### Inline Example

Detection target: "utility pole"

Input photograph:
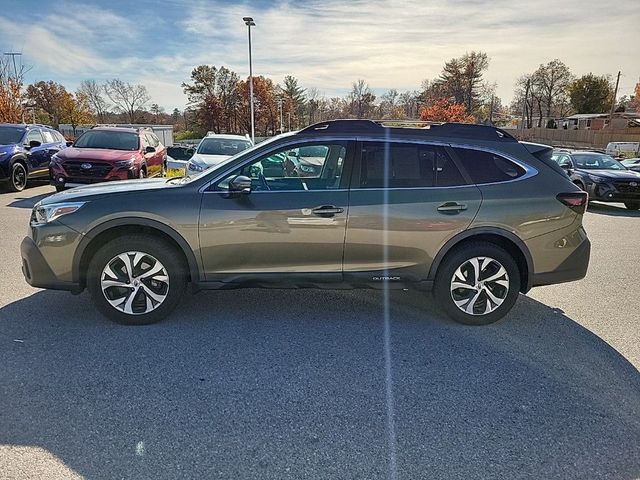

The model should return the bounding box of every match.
[3,52,22,80]
[489,94,495,125]
[520,79,530,130]
[608,70,621,129]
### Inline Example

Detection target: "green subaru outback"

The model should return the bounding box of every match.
[21,120,590,325]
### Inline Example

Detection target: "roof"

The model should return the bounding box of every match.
[90,126,139,133]
[203,133,253,141]
[297,119,517,142]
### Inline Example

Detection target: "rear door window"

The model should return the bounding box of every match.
[453,148,526,184]
[358,142,466,188]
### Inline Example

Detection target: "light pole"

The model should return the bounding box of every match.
[243,17,256,143]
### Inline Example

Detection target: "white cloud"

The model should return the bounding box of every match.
[1,0,639,110]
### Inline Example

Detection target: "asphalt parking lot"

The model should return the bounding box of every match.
[1,184,639,480]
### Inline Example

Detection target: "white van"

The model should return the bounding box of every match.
[605,142,640,158]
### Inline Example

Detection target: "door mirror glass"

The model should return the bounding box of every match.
[229,175,252,194]
[145,146,156,154]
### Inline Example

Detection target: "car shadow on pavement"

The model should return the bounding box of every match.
[0,289,638,480]
[7,192,54,209]
[587,202,640,217]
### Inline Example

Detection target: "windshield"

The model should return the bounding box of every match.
[74,130,139,150]
[197,138,252,156]
[0,126,25,145]
[572,154,625,170]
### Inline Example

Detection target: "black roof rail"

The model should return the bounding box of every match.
[298,119,516,142]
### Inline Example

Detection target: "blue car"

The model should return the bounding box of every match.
[0,123,69,191]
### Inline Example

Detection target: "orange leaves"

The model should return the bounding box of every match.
[419,98,475,123]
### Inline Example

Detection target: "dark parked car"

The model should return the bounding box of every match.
[22,120,590,326]
[0,123,68,191]
[551,150,640,210]
[50,126,167,191]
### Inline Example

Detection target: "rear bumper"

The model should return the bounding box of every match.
[531,237,590,287]
[20,236,82,292]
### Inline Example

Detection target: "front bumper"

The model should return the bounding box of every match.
[21,236,82,292]
[532,237,590,287]
[587,182,640,202]
[50,163,136,187]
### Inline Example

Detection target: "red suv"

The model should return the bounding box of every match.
[50,126,166,191]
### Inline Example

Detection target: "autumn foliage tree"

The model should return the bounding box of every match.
[419,98,475,123]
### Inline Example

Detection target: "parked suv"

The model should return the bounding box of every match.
[0,123,68,191]
[50,126,167,191]
[551,150,640,210]
[22,120,590,326]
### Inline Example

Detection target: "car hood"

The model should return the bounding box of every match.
[0,144,17,156]
[40,178,171,205]
[579,169,640,180]
[57,147,137,162]
[192,153,231,166]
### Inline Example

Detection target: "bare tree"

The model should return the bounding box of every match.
[78,79,109,123]
[104,79,150,123]
[348,80,376,119]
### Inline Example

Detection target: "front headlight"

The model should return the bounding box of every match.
[31,202,86,226]
[588,174,607,183]
[115,156,136,168]
[187,159,205,172]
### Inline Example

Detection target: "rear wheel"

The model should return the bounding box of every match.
[9,162,27,192]
[624,201,640,210]
[434,241,520,325]
[87,235,186,325]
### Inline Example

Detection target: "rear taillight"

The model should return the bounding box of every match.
[556,192,588,214]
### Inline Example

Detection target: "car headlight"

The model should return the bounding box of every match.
[115,156,136,168]
[31,201,86,226]
[588,174,607,183]
[187,159,205,172]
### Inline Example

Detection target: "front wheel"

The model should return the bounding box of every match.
[9,162,28,192]
[624,201,640,210]
[87,235,187,325]
[433,241,521,325]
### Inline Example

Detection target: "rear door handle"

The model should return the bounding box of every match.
[437,202,467,213]
[311,205,344,217]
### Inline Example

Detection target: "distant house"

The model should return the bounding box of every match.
[558,112,640,130]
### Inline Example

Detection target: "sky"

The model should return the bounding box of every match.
[1,0,639,111]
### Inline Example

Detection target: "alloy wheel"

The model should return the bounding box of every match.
[100,251,169,315]
[450,256,509,316]
[12,164,27,190]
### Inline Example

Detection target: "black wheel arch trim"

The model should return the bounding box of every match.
[72,217,201,287]
[427,226,534,292]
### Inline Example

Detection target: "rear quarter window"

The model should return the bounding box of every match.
[453,148,526,184]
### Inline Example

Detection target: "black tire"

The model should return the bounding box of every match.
[87,235,187,325]
[433,241,521,325]
[9,162,28,192]
[161,161,166,177]
[139,166,146,179]
[624,201,640,210]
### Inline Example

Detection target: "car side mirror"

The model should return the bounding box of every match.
[187,148,194,156]
[287,150,299,157]
[66,141,73,147]
[560,163,572,171]
[145,146,156,154]
[26,140,41,150]
[229,175,252,194]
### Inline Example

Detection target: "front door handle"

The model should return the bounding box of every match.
[437,202,467,213]
[311,205,344,217]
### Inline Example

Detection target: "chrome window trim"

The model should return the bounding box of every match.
[198,135,539,193]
